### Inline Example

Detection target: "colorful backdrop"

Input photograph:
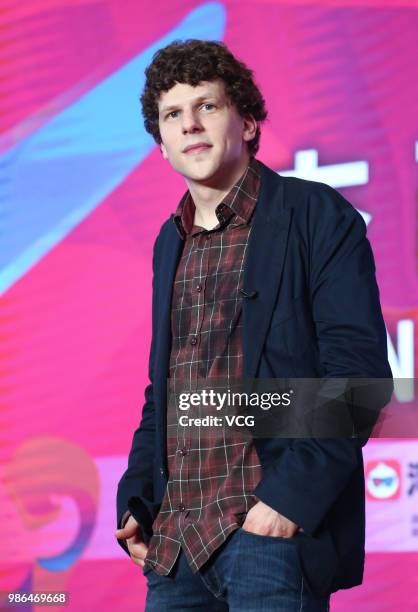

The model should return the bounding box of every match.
[1,0,418,610]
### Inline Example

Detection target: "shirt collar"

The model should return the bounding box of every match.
[173,157,261,239]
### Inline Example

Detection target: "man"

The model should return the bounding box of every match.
[115,39,393,611]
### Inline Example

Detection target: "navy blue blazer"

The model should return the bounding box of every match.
[117,161,393,594]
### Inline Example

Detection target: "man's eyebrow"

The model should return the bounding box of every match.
[159,94,219,114]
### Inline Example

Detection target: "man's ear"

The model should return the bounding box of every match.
[242,115,258,144]
[160,141,168,160]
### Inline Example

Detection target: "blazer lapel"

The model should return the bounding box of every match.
[242,163,292,378]
[154,218,182,438]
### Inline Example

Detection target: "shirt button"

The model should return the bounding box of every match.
[178,503,186,512]
[196,284,202,292]
[205,234,211,241]
[177,448,188,456]
[190,335,197,345]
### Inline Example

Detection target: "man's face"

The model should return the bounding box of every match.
[157,80,256,185]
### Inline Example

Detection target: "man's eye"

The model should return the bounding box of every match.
[202,103,215,111]
[167,110,179,119]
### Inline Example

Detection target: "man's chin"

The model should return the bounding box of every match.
[180,164,221,185]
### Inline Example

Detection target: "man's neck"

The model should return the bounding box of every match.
[187,154,251,230]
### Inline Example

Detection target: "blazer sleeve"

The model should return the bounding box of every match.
[254,183,393,534]
[116,231,161,554]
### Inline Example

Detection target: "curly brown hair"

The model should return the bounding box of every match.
[140,39,267,156]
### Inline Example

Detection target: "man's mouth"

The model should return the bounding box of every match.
[183,143,212,154]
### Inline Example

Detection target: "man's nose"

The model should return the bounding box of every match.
[181,110,202,134]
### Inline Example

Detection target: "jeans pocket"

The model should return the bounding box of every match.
[234,528,303,594]
[239,527,295,542]
[142,561,154,578]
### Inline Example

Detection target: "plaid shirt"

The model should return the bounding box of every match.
[144,158,263,575]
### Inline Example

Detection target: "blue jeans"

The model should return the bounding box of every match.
[143,528,331,611]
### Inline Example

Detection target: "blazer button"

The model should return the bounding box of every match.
[159,468,164,475]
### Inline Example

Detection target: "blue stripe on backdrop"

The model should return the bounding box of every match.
[0,2,226,295]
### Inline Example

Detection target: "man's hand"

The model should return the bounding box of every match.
[115,515,149,567]
[242,500,300,538]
